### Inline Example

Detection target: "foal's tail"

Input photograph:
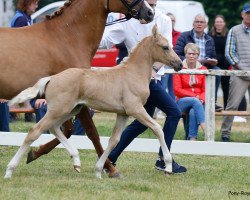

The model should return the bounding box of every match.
[8,77,51,106]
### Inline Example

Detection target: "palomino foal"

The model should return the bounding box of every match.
[5,26,182,179]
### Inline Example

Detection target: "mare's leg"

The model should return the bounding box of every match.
[77,106,119,178]
[5,115,58,178]
[95,114,128,179]
[26,119,73,163]
[51,126,81,172]
[129,106,172,174]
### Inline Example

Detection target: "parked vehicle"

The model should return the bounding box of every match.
[31,1,208,67]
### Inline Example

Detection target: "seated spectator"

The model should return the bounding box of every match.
[115,42,128,65]
[173,43,206,140]
[0,99,10,132]
[30,98,93,135]
[175,14,223,112]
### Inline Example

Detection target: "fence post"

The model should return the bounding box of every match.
[205,75,215,141]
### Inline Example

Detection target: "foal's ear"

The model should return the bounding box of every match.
[152,24,158,38]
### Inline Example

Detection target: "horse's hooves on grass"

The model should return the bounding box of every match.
[164,171,173,176]
[74,165,81,173]
[26,150,38,164]
[109,171,123,179]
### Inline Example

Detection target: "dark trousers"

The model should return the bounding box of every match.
[0,102,10,132]
[109,80,181,164]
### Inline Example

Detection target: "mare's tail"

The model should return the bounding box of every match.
[8,77,51,106]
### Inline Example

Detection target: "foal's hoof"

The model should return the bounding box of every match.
[74,165,81,173]
[164,171,173,176]
[26,149,38,164]
[109,171,123,179]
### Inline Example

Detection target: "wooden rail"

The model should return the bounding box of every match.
[215,111,250,116]
[9,107,35,113]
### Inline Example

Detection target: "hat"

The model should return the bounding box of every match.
[242,3,250,12]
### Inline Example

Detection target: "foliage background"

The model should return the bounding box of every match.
[12,0,250,29]
[199,0,249,28]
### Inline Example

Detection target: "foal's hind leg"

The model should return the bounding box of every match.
[95,114,128,179]
[5,116,57,178]
[50,126,81,172]
[128,106,172,174]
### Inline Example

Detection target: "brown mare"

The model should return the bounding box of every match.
[5,25,182,179]
[0,0,154,177]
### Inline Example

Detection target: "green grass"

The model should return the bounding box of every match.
[2,112,250,199]
[0,146,250,200]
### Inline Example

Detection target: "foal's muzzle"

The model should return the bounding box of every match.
[171,61,183,72]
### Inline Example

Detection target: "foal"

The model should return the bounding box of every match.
[5,26,182,179]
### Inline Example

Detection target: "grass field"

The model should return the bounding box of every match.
[1,112,250,199]
[1,146,250,200]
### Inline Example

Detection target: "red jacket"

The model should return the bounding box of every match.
[172,30,181,48]
[173,66,207,103]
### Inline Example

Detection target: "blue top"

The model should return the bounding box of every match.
[11,10,32,27]
[174,29,217,63]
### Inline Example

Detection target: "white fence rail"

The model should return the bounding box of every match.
[1,132,250,157]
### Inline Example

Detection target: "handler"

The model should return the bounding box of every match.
[99,0,186,173]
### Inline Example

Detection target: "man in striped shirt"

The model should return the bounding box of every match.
[221,3,250,142]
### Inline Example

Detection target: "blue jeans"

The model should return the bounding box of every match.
[30,99,88,135]
[177,97,205,139]
[161,74,175,100]
[109,80,181,164]
[0,102,10,132]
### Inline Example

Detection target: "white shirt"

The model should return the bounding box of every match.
[99,9,172,52]
[99,9,172,81]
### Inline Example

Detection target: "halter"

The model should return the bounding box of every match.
[120,0,144,18]
[106,0,144,26]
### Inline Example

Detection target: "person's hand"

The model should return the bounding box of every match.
[206,58,218,66]
[151,69,158,83]
[233,63,239,70]
[0,99,8,103]
[35,99,47,109]
[199,58,218,66]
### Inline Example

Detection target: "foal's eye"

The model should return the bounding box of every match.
[162,46,169,51]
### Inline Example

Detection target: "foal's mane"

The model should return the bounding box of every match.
[46,0,73,20]
[120,36,152,66]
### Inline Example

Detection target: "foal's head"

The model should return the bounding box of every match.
[150,25,182,71]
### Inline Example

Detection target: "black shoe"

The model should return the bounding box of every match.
[221,136,230,142]
[215,104,223,112]
[155,158,187,174]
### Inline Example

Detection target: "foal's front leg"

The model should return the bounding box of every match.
[129,106,172,174]
[95,114,128,179]
[51,126,81,172]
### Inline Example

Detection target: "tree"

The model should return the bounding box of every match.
[198,0,249,28]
